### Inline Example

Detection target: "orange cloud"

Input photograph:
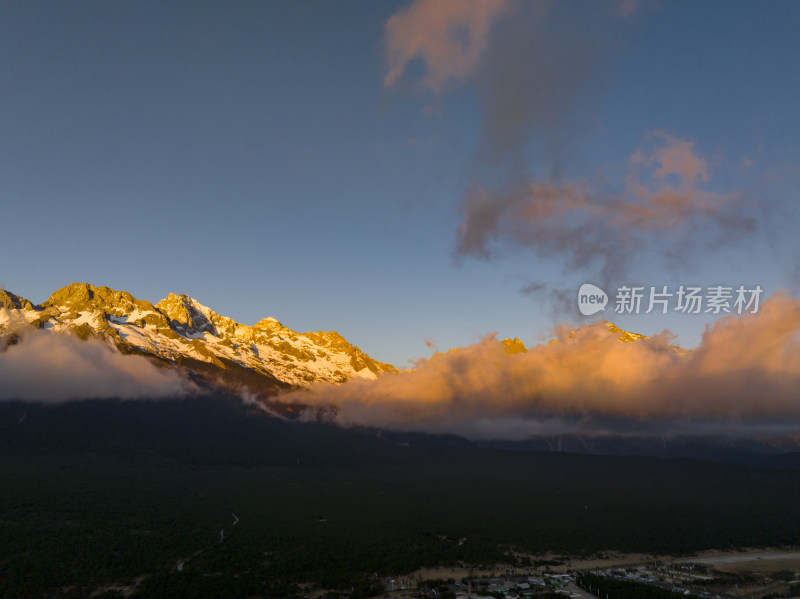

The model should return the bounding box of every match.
[620,131,725,231]
[280,293,800,439]
[644,131,708,184]
[384,0,514,92]
[456,132,754,283]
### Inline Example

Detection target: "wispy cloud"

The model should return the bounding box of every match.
[456,132,755,285]
[0,326,197,402]
[384,2,759,295]
[469,1,614,167]
[383,0,624,167]
[280,292,800,440]
[384,0,514,93]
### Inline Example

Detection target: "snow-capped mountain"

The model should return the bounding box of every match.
[0,283,396,391]
[0,282,675,399]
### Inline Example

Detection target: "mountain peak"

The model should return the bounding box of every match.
[43,283,157,316]
[546,321,655,347]
[160,292,211,312]
[156,293,224,337]
[501,337,527,354]
[46,282,96,305]
[2,282,397,389]
[602,321,649,343]
[253,316,284,330]
[0,289,35,312]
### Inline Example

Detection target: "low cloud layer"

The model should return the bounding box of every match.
[280,293,800,439]
[0,328,196,402]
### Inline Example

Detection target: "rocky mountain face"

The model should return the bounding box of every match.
[0,282,676,400]
[0,283,396,391]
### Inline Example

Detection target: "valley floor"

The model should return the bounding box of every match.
[3,397,800,598]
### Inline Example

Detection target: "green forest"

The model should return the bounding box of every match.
[2,398,800,597]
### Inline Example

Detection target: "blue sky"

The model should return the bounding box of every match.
[1,1,798,366]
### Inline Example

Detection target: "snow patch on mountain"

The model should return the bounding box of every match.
[0,283,397,390]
